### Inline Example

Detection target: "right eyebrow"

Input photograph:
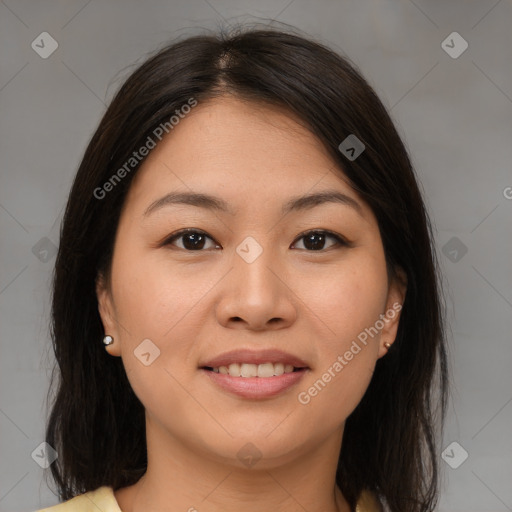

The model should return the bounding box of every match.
[144,192,235,217]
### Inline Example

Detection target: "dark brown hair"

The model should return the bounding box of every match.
[45,26,448,512]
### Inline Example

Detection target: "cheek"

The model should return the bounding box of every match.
[295,251,388,346]
[292,253,387,423]
[109,252,224,388]
[112,251,213,340]
[109,257,207,418]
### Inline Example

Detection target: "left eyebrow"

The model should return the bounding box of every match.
[281,190,364,217]
[143,190,364,218]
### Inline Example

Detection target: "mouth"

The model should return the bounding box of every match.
[198,348,310,399]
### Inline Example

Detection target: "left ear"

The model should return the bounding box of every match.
[378,267,407,359]
[96,272,122,357]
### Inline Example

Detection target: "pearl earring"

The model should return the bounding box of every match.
[383,341,391,350]
[103,335,114,346]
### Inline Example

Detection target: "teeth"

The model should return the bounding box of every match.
[229,363,240,376]
[211,362,298,377]
[257,362,275,378]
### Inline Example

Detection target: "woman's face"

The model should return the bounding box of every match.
[97,96,405,469]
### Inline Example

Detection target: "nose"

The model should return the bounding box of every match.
[215,244,297,331]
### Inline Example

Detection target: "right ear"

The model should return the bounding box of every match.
[96,273,122,356]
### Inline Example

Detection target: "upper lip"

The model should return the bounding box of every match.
[200,349,309,369]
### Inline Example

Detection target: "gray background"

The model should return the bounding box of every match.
[1,1,511,511]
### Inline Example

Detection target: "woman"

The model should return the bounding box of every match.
[37,27,447,512]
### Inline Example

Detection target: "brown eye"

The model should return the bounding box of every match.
[164,229,219,251]
[291,230,347,251]
[163,229,348,252]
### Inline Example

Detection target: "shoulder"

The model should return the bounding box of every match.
[35,486,121,512]
[356,489,384,512]
[34,485,379,512]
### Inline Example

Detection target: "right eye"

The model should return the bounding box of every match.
[163,229,221,251]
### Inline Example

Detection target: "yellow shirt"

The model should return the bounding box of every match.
[35,485,382,512]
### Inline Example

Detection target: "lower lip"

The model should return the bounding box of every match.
[200,368,308,399]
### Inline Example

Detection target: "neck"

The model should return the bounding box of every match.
[115,414,349,512]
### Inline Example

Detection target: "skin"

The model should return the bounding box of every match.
[97,96,406,512]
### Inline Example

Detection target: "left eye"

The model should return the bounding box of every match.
[291,230,346,251]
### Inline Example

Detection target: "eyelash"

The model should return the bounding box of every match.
[162,228,350,252]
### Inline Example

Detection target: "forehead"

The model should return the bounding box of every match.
[125,96,369,218]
